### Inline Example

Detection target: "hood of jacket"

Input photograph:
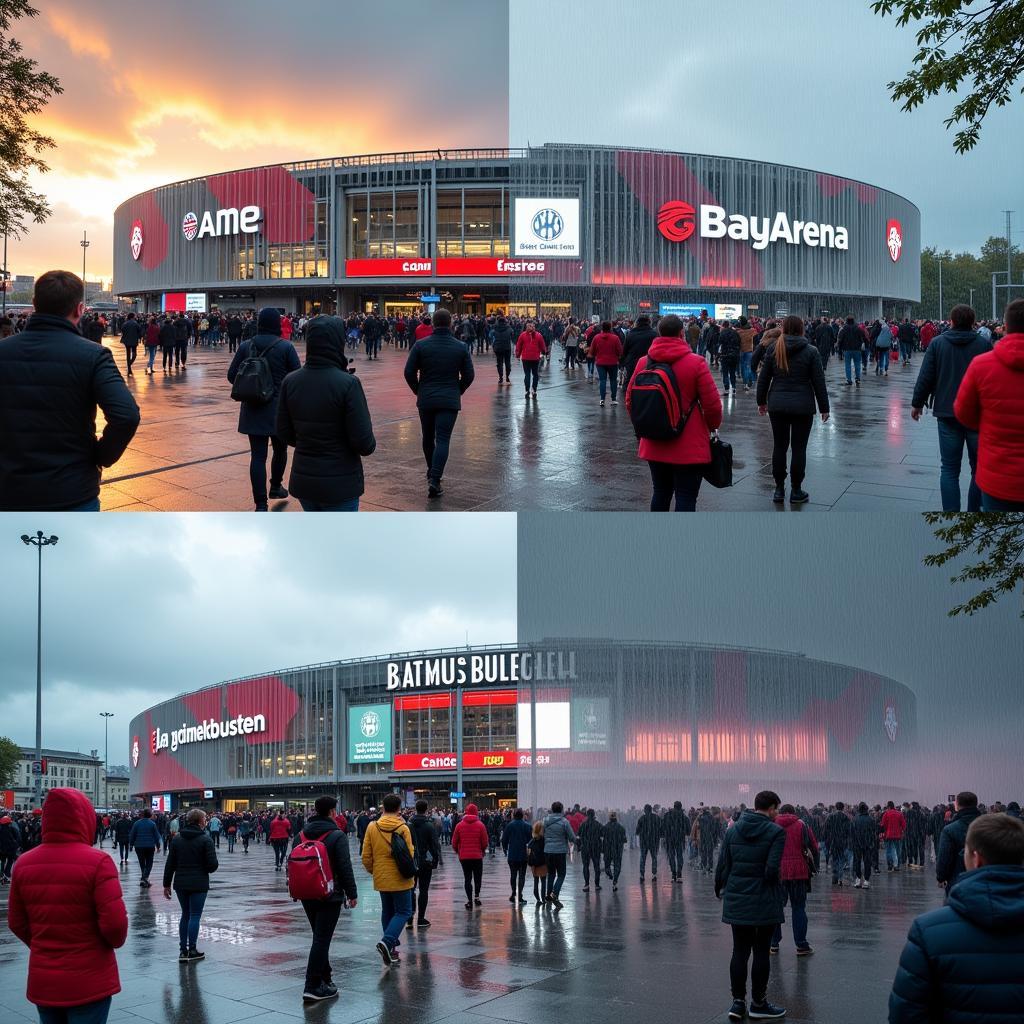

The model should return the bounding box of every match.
[305,316,349,369]
[939,328,982,347]
[646,336,692,363]
[781,335,809,354]
[995,332,1024,371]
[178,824,207,841]
[948,865,1024,931]
[774,812,800,831]
[41,787,95,845]
[301,815,340,841]
[543,812,566,829]
[732,809,780,842]
[460,812,481,825]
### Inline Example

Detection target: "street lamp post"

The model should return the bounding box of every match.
[937,256,943,321]
[2,229,8,318]
[21,531,59,810]
[80,230,90,290]
[100,712,114,811]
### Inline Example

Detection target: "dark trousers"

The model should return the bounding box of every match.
[302,899,342,991]
[38,997,112,1024]
[174,341,188,366]
[135,846,155,880]
[414,866,433,920]
[461,858,483,901]
[730,923,774,1002]
[648,461,704,512]
[162,345,174,369]
[523,359,540,392]
[700,844,715,872]
[666,840,685,878]
[640,844,658,877]
[272,839,288,867]
[852,849,872,881]
[418,408,459,485]
[533,868,551,901]
[768,412,814,489]
[124,346,137,374]
[582,852,601,887]
[0,854,15,878]
[495,350,511,380]
[565,347,578,367]
[508,861,527,896]
[605,853,622,885]
[117,841,129,861]
[248,434,288,505]
[547,852,567,896]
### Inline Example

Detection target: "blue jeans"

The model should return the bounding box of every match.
[772,880,809,948]
[38,998,112,1024]
[177,890,207,951]
[876,349,890,373]
[982,491,1024,511]
[740,351,753,386]
[597,364,617,401]
[146,346,157,370]
[721,359,738,391]
[831,848,846,883]
[379,888,413,950]
[299,497,359,511]
[844,351,861,381]
[899,341,913,362]
[885,839,900,869]
[63,497,101,512]
[936,417,980,512]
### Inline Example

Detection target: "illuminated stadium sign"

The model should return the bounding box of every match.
[182,206,262,241]
[385,650,576,690]
[151,714,267,754]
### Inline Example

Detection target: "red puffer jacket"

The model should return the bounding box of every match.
[775,812,819,882]
[515,330,547,361]
[451,807,490,861]
[268,816,291,841]
[954,333,1024,502]
[626,337,724,465]
[8,788,127,1007]
[880,807,907,840]
[589,331,623,366]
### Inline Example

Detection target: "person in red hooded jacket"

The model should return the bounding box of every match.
[625,314,724,511]
[8,788,128,1024]
[770,804,819,956]
[588,321,624,406]
[451,803,490,909]
[953,298,1024,510]
[881,801,907,871]
[514,320,547,400]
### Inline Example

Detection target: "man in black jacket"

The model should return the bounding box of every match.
[662,800,691,883]
[838,316,864,385]
[404,308,475,499]
[172,313,190,368]
[407,799,442,929]
[577,809,604,892]
[226,314,243,353]
[0,270,140,511]
[620,315,657,386]
[293,796,358,1002]
[823,802,852,886]
[636,804,662,883]
[718,321,742,394]
[602,812,627,890]
[276,316,375,511]
[162,808,218,963]
[937,791,983,895]
[119,313,143,377]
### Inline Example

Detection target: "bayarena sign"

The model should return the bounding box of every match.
[386,650,577,690]
[182,205,262,241]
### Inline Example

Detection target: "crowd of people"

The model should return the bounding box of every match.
[3,785,1023,1023]
[2,270,1023,514]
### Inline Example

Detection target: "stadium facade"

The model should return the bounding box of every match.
[113,145,920,322]
[128,641,918,814]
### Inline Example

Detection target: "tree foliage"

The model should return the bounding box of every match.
[0,736,21,789]
[915,236,1024,320]
[0,0,62,238]
[872,0,1024,153]
[923,512,1024,617]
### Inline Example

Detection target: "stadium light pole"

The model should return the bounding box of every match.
[100,712,114,810]
[21,531,59,809]
[2,229,7,318]
[80,230,90,289]
[937,256,943,321]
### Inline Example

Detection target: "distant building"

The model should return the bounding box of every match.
[10,747,103,811]
[14,275,35,292]
[104,769,131,809]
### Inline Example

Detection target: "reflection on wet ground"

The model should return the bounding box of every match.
[94,341,968,511]
[0,839,943,1023]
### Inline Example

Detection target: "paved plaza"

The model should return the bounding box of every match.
[0,839,938,1024]
[94,338,971,512]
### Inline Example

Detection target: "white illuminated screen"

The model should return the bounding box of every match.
[517,702,571,749]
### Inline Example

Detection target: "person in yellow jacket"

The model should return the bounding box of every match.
[361,793,416,966]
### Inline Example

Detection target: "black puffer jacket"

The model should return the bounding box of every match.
[404,329,475,411]
[620,325,657,382]
[409,813,442,869]
[275,317,376,504]
[714,810,785,926]
[491,323,514,354]
[851,812,879,853]
[838,323,865,352]
[227,332,301,436]
[293,816,358,902]
[755,336,830,416]
[162,825,218,892]
[937,807,983,887]
[0,313,140,510]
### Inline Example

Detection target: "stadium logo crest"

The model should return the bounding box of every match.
[130,220,144,261]
[658,200,696,242]
[182,212,199,241]
[531,208,564,241]
[360,710,382,738]
[884,702,899,743]
[887,219,903,262]
[131,735,140,768]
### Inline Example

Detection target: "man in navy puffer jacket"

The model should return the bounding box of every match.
[889,812,1024,1023]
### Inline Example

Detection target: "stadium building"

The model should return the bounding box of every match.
[113,145,920,322]
[128,641,918,814]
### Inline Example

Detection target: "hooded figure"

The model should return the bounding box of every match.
[276,316,376,510]
[8,789,128,1011]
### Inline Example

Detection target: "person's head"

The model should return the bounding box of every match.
[257,307,282,335]
[845,316,855,325]
[142,807,152,818]
[754,791,781,818]
[609,811,618,822]
[415,799,428,814]
[601,320,611,332]
[33,270,85,324]
[964,813,1024,870]
[956,791,979,812]
[314,795,338,818]
[779,803,795,815]
[835,801,845,812]
[551,800,563,814]
[497,315,507,326]
[1004,298,1024,334]
[513,807,524,820]
[950,305,975,331]
[636,314,651,328]
[186,808,206,829]
[643,803,653,814]
[674,800,682,810]
[586,807,595,819]
[887,800,895,810]
[858,802,869,814]
[381,793,402,814]
[432,308,452,330]
[657,314,684,338]
[532,820,544,837]
[781,314,804,337]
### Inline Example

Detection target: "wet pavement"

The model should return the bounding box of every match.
[0,840,941,1024]
[94,339,970,512]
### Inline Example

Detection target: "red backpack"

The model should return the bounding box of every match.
[287,832,335,901]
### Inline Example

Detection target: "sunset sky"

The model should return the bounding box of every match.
[10,0,509,283]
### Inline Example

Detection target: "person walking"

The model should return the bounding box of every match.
[737,317,758,390]
[403,308,475,500]
[561,320,582,370]
[361,793,416,966]
[501,807,532,905]
[527,820,549,905]
[128,807,162,888]
[714,790,787,1022]
[718,320,742,395]
[491,315,514,385]
[119,313,142,377]
[208,814,221,849]
[889,813,1024,1024]
[159,315,176,372]
[636,803,663,883]
[269,811,291,871]
[452,802,490,909]
[577,808,605,892]
[602,811,627,891]
[172,313,190,369]
[143,316,160,374]
[756,315,830,505]
[0,813,20,882]
[514,320,547,400]
[541,802,576,909]
[275,316,376,512]
[910,304,991,512]
[937,792,983,896]
[881,801,907,872]
[589,321,624,406]
[769,803,818,956]
[113,813,132,866]
[663,800,691,883]
[239,813,253,853]
[163,808,218,963]
[291,795,358,1003]
[823,802,852,887]
[851,803,878,889]
[952,297,1024,510]
[408,799,442,928]
[620,315,657,385]
[8,789,128,1024]
[838,316,864,385]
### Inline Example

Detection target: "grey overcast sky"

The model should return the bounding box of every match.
[0,515,516,766]
[509,0,1024,254]
[518,513,1024,798]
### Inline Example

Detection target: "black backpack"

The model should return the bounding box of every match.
[629,357,697,441]
[384,825,417,878]
[231,338,281,404]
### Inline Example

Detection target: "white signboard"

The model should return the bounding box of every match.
[714,303,744,322]
[514,197,580,257]
[185,293,207,313]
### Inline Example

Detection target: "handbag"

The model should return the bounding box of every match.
[801,823,818,887]
[531,864,548,878]
[702,430,733,488]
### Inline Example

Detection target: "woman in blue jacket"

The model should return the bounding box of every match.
[128,807,162,888]
[501,809,533,905]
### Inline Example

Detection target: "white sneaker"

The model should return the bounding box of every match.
[862,880,870,889]
[853,878,862,888]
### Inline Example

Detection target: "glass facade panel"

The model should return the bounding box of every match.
[348,191,420,258]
